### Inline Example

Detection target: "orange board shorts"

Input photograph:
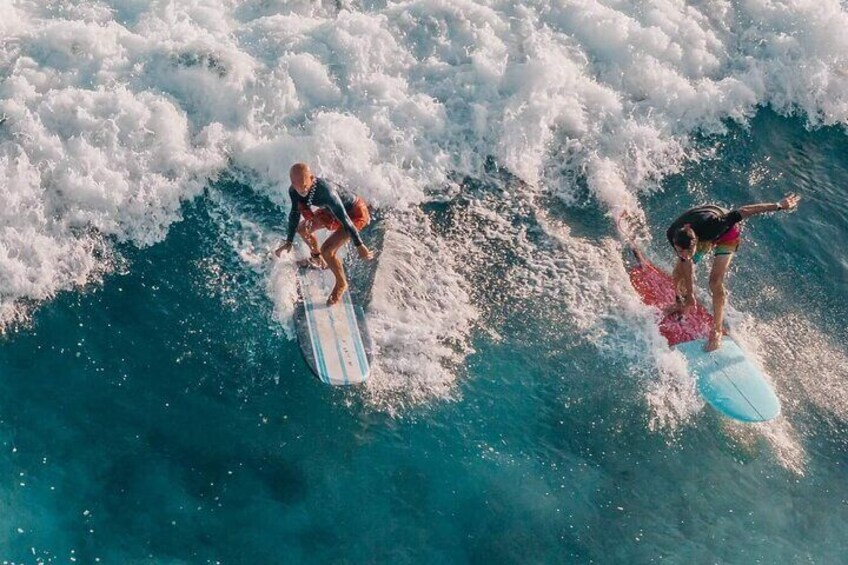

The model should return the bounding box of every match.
[313,197,371,233]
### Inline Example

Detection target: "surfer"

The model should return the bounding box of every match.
[666,193,801,351]
[275,163,374,306]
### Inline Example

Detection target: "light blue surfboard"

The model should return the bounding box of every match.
[675,337,780,422]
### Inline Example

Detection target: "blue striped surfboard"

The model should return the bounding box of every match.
[295,266,371,385]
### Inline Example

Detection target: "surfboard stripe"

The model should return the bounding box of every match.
[304,270,346,384]
[324,289,351,386]
[341,289,369,376]
[299,271,330,383]
[676,338,780,422]
[713,358,768,422]
[312,271,347,384]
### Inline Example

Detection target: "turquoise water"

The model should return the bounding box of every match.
[1,110,847,563]
[3,1,848,561]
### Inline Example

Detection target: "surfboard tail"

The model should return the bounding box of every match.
[614,211,650,267]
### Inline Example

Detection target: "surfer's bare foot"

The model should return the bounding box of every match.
[327,282,348,306]
[307,254,326,269]
[705,329,722,352]
[297,253,326,269]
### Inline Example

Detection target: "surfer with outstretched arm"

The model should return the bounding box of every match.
[275,163,374,305]
[666,193,801,352]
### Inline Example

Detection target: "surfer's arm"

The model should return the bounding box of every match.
[669,258,696,313]
[285,187,302,243]
[275,188,302,257]
[735,194,801,219]
[325,190,364,247]
[734,203,778,219]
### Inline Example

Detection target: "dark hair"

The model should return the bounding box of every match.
[673,227,695,249]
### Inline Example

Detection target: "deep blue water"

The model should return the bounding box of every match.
[1,111,847,563]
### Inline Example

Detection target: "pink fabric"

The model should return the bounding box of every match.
[715,223,741,243]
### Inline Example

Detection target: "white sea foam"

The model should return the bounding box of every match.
[735,313,848,426]
[2,0,847,413]
[365,212,478,413]
[530,212,702,431]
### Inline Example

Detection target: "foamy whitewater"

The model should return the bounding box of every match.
[2,0,848,453]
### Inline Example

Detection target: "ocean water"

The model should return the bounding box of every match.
[1,1,848,563]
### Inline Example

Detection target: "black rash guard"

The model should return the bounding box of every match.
[285,177,363,247]
[666,205,743,246]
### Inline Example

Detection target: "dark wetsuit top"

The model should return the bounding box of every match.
[666,205,743,246]
[285,177,363,247]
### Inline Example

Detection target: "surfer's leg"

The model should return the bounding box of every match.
[297,220,322,255]
[671,260,687,295]
[321,229,351,306]
[667,258,695,315]
[706,254,733,351]
[297,221,327,269]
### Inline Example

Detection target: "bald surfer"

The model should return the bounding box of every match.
[275,163,373,306]
[666,193,801,351]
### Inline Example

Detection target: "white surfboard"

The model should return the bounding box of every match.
[295,265,371,385]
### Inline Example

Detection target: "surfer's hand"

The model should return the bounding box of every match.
[664,301,693,317]
[663,303,689,317]
[275,242,293,257]
[779,193,800,211]
[663,303,682,316]
[356,244,373,260]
